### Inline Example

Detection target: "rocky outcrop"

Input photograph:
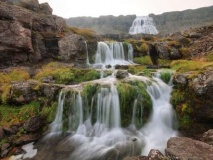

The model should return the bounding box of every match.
[0,1,66,68]
[23,116,44,132]
[165,137,213,160]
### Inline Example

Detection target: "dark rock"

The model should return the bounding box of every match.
[0,127,4,140]
[39,83,63,100]
[115,65,129,70]
[165,137,213,160]
[39,2,53,15]
[15,134,42,146]
[41,76,55,83]
[9,147,25,155]
[23,116,44,132]
[116,70,129,79]
[148,149,165,160]
[1,143,10,151]
[202,129,213,146]
[3,127,17,135]
[155,43,170,60]
[170,47,182,60]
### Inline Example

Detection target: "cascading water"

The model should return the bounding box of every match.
[94,41,134,68]
[38,72,177,160]
[129,16,158,35]
[84,41,90,66]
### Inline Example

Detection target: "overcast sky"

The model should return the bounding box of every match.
[38,0,213,18]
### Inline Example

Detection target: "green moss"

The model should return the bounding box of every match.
[40,102,57,123]
[179,47,191,58]
[134,56,153,65]
[159,71,172,84]
[204,51,213,62]
[171,60,203,73]
[35,62,100,84]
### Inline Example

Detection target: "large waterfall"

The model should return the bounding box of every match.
[93,42,134,68]
[37,72,177,160]
[129,16,158,35]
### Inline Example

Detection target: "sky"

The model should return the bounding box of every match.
[38,0,213,18]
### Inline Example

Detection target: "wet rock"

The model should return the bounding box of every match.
[202,129,213,146]
[15,134,42,146]
[116,70,129,79]
[123,156,148,160]
[115,65,129,69]
[165,137,213,160]
[23,116,44,132]
[9,147,25,156]
[0,127,4,140]
[148,149,165,160]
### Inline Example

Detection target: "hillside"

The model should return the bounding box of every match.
[66,5,213,34]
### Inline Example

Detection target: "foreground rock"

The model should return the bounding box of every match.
[202,129,213,146]
[165,137,213,160]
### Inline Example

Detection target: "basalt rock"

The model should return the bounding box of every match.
[116,70,129,79]
[165,137,213,160]
[23,116,44,132]
[14,133,42,146]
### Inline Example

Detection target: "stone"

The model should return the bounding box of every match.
[165,137,213,160]
[0,127,4,140]
[202,129,213,146]
[173,74,188,85]
[3,127,17,135]
[10,82,37,104]
[58,34,86,62]
[1,143,10,151]
[1,149,9,158]
[187,32,202,38]
[155,43,170,60]
[15,134,42,146]
[9,147,25,156]
[123,156,148,160]
[23,116,44,132]
[170,47,182,60]
[147,149,165,160]
[116,70,129,79]
[39,2,53,15]
[6,0,40,12]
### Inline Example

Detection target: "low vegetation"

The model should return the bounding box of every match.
[65,27,96,39]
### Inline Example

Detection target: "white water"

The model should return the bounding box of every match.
[84,41,90,66]
[45,72,177,159]
[93,41,134,69]
[129,16,158,35]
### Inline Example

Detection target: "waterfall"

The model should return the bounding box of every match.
[39,71,177,160]
[129,16,158,35]
[94,41,134,68]
[141,75,177,155]
[84,41,90,66]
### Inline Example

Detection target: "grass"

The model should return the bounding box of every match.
[66,27,96,39]
[171,60,213,73]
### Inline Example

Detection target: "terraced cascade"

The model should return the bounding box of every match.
[28,71,177,160]
[93,42,134,69]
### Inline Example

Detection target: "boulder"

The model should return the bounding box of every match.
[23,116,44,132]
[1,143,10,151]
[202,129,213,146]
[155,43,170,60]
[148,149,165,160]
[165,137,213,160]
[10,82,37,104]
[39,2,53,15]
[3,127,17,135]
[116,70,129,79]
[170,47,182,60]
[58,34,86,63]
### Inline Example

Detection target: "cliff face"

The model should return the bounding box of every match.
[66,15,136,35]
[151,5,213,34]
[0,0,67,68]
[66,5,213,35]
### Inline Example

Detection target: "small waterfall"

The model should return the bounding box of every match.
[84,41,90,66]
[129,16,158,35]
[94,41,134,68]
[49,91,65,134]
[141,75,177,155]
